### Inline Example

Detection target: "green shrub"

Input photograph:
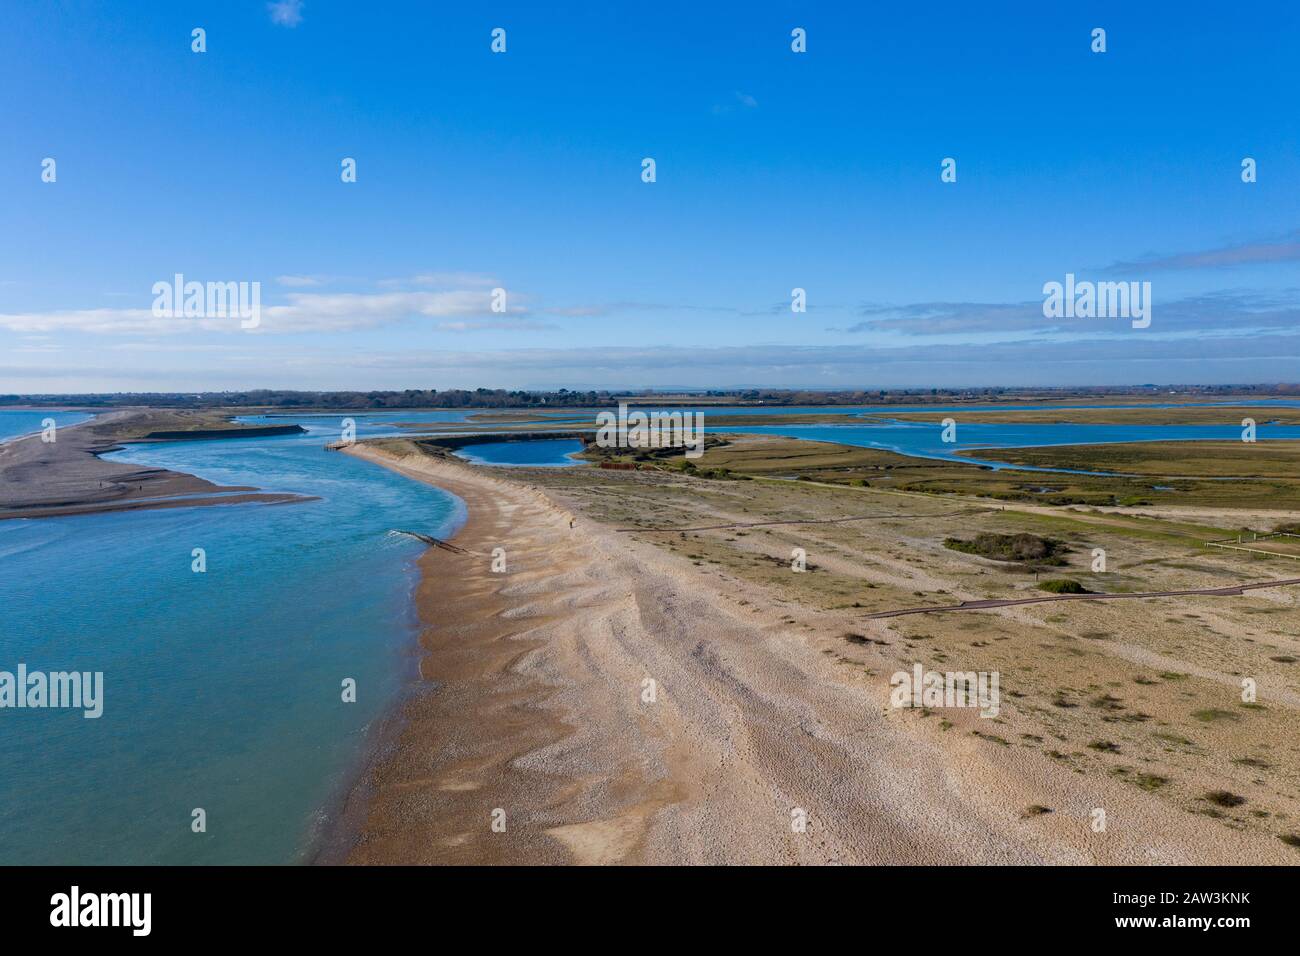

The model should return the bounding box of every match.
[1205,791,1246,808]
[1038,579,1091,594]
[944,532,1069,565]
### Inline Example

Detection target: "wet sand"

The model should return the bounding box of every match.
[0,410,309,520]
[328,443,1298,865]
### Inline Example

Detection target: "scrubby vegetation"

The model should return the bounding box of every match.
[1038,579,1091,594]
[1206,791,1246,808]
[678,461,748,481]
[944,532,1070,565]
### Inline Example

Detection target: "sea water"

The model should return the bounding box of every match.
[0,427,460,864]
[0,409,92,442]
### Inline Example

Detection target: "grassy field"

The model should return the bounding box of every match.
[384,418,1300,512]
[680,434,1300,512]
[970,439,1300,477]
[886,405,1300,425]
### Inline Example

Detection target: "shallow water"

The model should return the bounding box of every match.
[244,405,1300,469]
[0,428,460,864]
[238,410,474,438]
[0,409,92,442]
[712,420,1300,470]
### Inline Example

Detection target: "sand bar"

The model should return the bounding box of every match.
[0,410,311,520]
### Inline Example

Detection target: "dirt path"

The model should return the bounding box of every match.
[617,507,988,534]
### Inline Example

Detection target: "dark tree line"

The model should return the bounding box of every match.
[2,383,1294,410]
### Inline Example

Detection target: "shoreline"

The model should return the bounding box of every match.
[321,442,1300,865]
[316,444,586,864]
[306,470,469,866]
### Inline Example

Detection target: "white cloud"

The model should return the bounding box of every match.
[0,308,165,335]
[713,91,759,115]
[437,319,556,332]
[268,0,304,27]
[262,290,513,332]
[0,288,522,335]
[379,272,499,289]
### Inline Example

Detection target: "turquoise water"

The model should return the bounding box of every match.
[0,429,460,864]
[0,409,92,442]
[712,421,1300,470]
[243,405,1300,470]
[400,418,1300,470]
[457,439,584,467]
[238,411,473,438]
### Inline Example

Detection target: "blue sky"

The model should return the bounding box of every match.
[2,1,1298,392]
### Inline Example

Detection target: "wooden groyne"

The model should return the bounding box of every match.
[391,529,470,554]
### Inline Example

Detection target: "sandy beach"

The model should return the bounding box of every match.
[327,443,1300,864]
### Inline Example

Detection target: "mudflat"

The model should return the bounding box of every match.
[0,410,310,520]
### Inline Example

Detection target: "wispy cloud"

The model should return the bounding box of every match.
[268,0,304,28]
[712,91,760,115]
[262,290,519,332]
[843,301,1039,334]
[11,331,1300,393]
[302,336,1300,387]
[437,319,556,332]
[841,289,1300,337]
[1105,232,1300,274]
[379,272,499,289]
[0,286,527,335]
[276,274,329,288]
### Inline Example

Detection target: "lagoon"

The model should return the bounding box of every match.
[456,438,584,467]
